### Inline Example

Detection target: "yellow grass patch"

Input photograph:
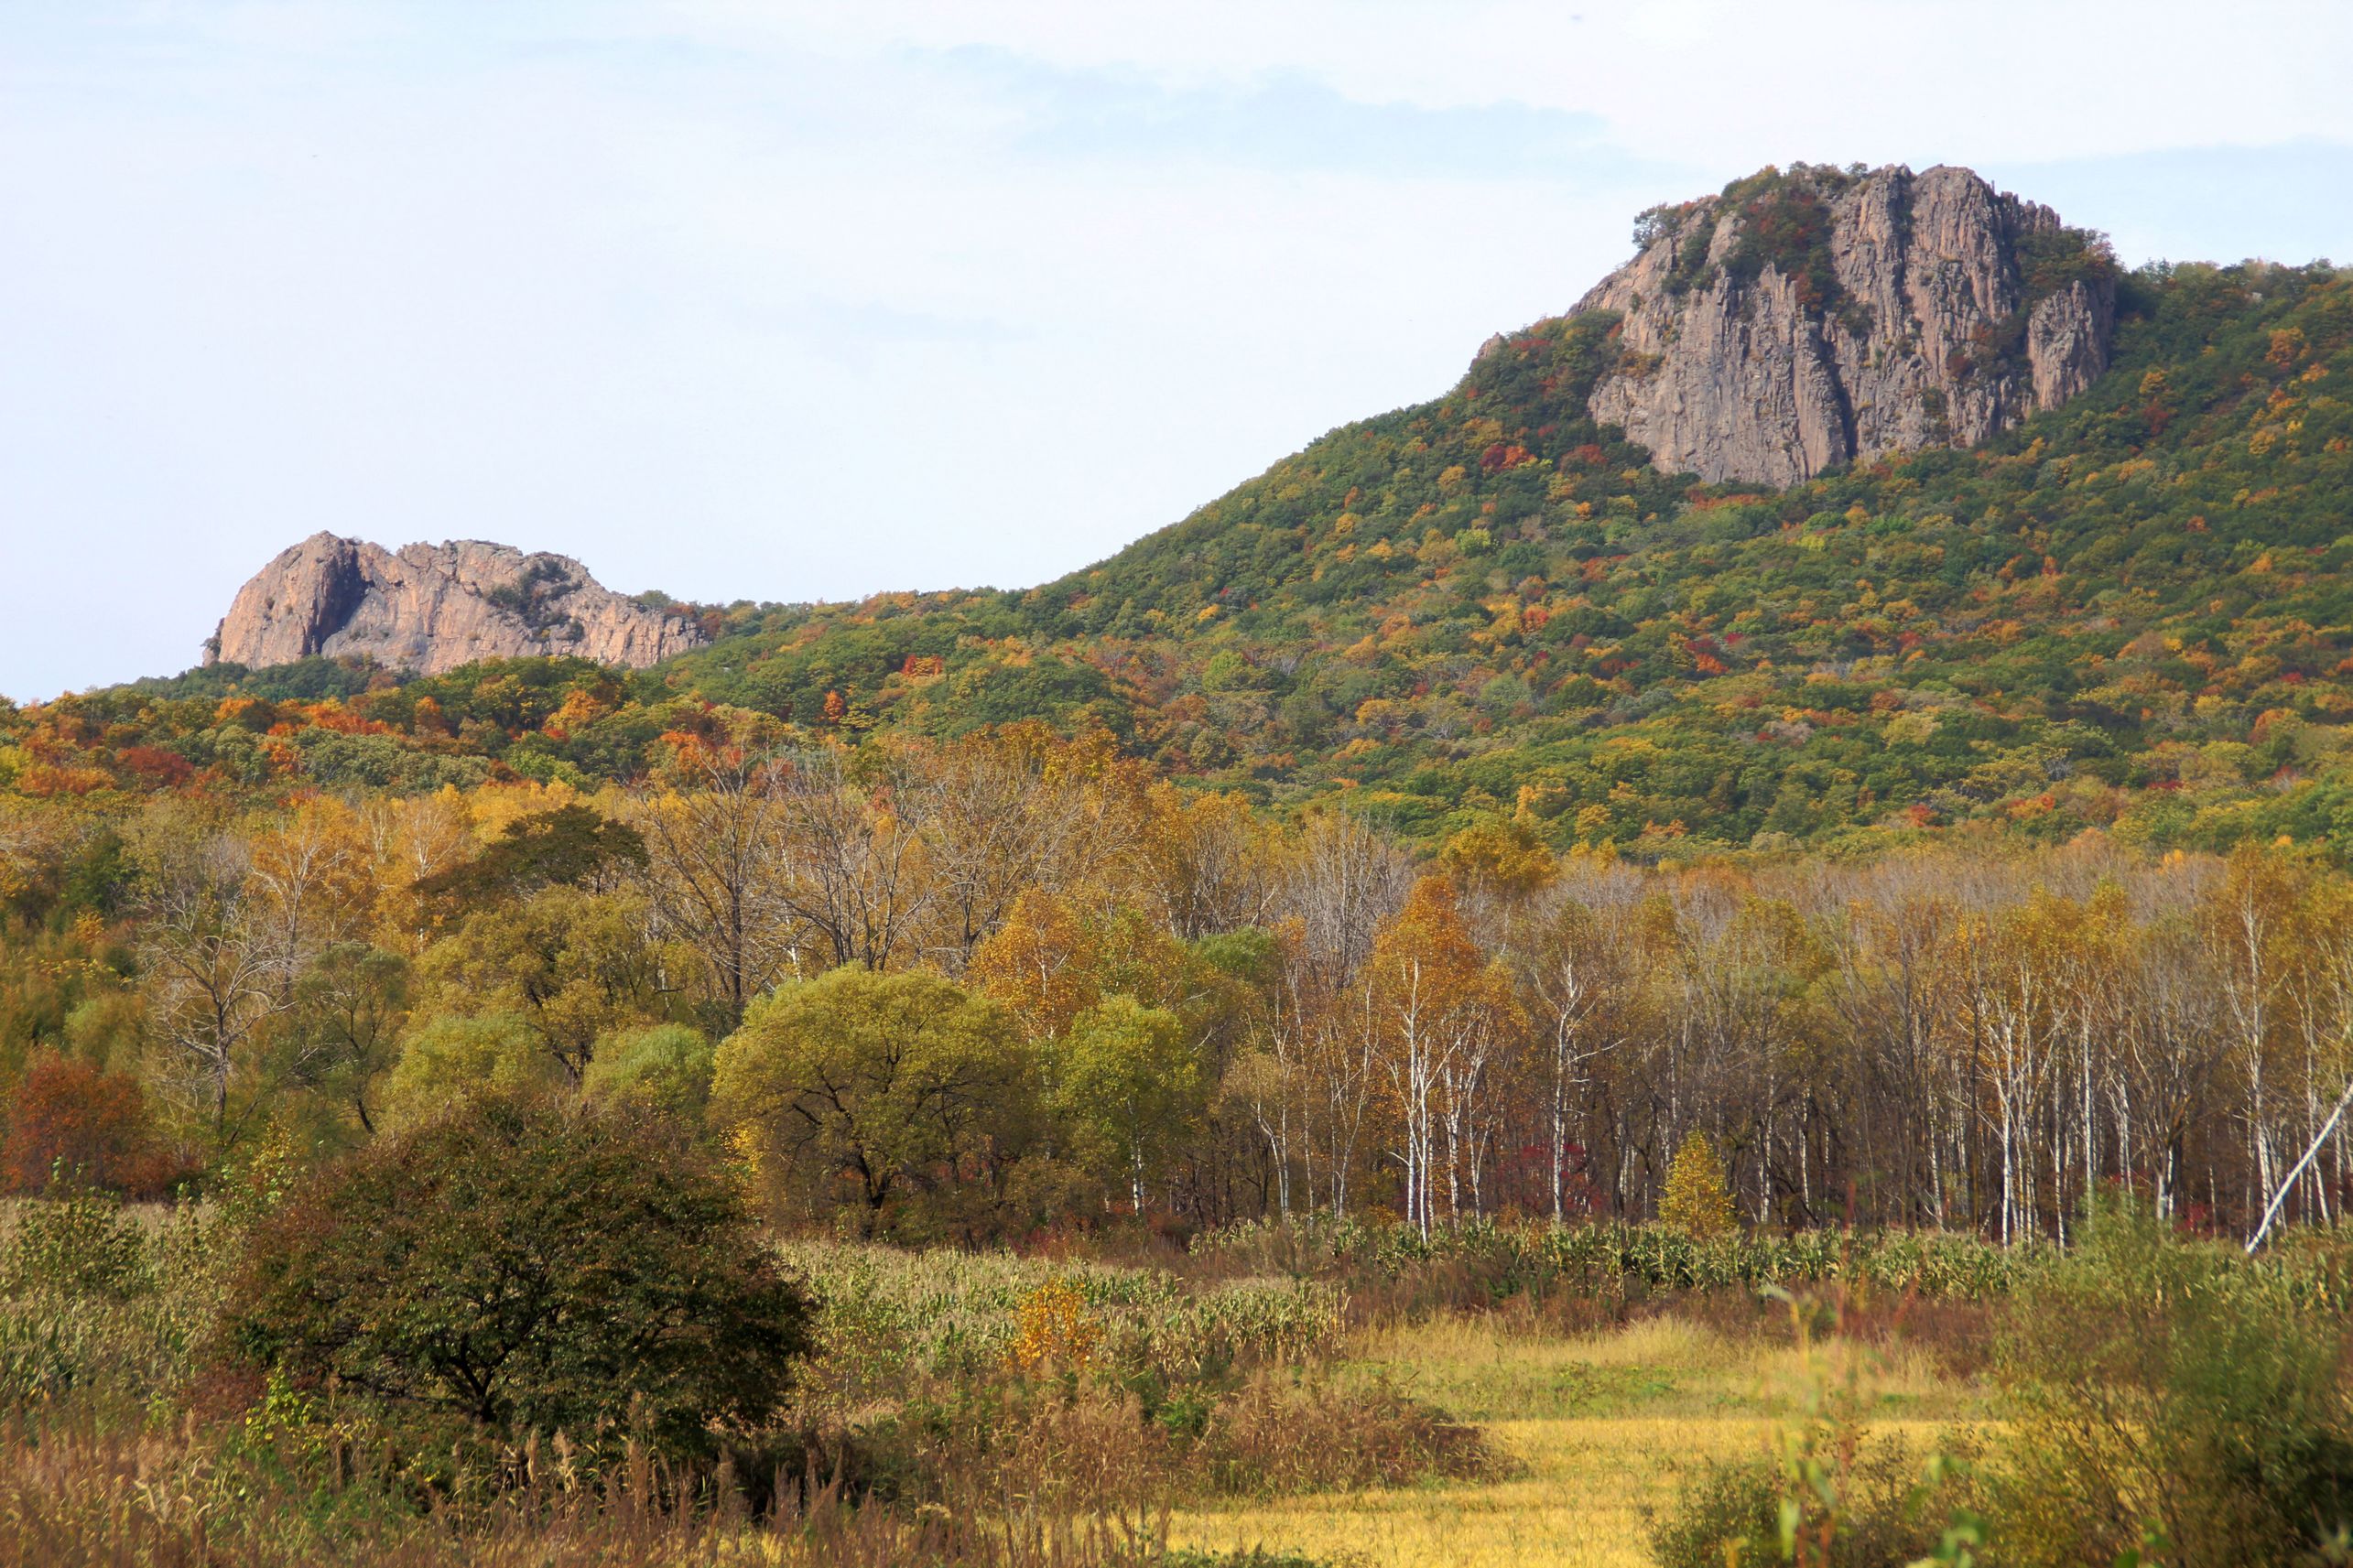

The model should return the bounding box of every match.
[1172,1314,1989,1568]
[1171,1415,1961,1568]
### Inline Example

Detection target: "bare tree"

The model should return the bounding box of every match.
[1521,863,1638,1221]
[909,734,1111,971]
[1276,810,1412,1217]
[632,748,804,1026]
[134,819,294,1143]
[776,746,932,972]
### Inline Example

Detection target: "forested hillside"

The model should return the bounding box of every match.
[13,246,2351,863]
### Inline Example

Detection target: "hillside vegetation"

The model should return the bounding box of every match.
[11,248,2352,863]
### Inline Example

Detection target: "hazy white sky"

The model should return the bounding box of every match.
[5,1,2350,701]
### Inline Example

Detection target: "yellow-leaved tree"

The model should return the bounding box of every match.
[1660,1130,1737,1237]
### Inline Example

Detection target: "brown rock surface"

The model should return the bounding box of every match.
[1578,164,2116,486]
[208,534,705,676]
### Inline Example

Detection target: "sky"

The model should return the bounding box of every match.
[4,2,2351,702]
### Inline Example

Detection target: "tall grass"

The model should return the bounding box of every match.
[0,1411,1200,1567]
[781,1239,1349,1403]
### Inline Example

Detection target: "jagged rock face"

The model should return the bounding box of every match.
[1577,165,2116,487]
[208,535,706,676]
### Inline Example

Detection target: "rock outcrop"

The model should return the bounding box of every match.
[208,535,705,676]
[1576,164,2116,486]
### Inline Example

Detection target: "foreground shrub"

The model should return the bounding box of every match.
[1649,1282,1986,1568]
[1648,1443,1959,1568]
[858,1371,1490,1513]
[1991,1198,2353,1566]
[229,1096,813,1464]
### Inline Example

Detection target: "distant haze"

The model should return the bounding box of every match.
[5,1,2350,701]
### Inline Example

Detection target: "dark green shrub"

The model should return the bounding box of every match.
[228,1097,811,1464]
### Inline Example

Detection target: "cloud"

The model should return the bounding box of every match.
[933,48,1625,179]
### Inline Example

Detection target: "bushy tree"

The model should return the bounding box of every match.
[229,1095,810,1461]
[582,1022,715,1120]
[411,804,647,912]
[711,967,1033,1234]
[1051,995,1199,1211]
[415,885,667,1080]
[1660,1130,1736,1237]
[380,1012,561,1123]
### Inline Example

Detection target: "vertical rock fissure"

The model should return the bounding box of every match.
[1576,162,2115,486]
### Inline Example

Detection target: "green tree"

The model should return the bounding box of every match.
[229,1095,811,1463]
[710,966,1034,1234]
[583,1022,715,1121]
[416,885,667,1080]
[1051,995,1201,1212]
[411,804,647,913]
[382,1013,561,1123]
[281,941,410,1136]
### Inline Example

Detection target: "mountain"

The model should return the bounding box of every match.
[1578,163,2115,485]
[24,165,2353,860]
[209,534,704,676]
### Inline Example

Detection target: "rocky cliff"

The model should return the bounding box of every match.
[1574,163,2117,486]
[207,535,705,676]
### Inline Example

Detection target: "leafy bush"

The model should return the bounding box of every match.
[1990,1199,2353,1566]
[0,1194,150,1301]
[1651,1283,1984,1568]
[229,1096,813,1463]
[1648,1443,1954,1568]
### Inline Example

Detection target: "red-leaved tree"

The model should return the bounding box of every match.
[1,1053,180,1197]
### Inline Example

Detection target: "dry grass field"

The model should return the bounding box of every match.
[1169,1313,1989,1568]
